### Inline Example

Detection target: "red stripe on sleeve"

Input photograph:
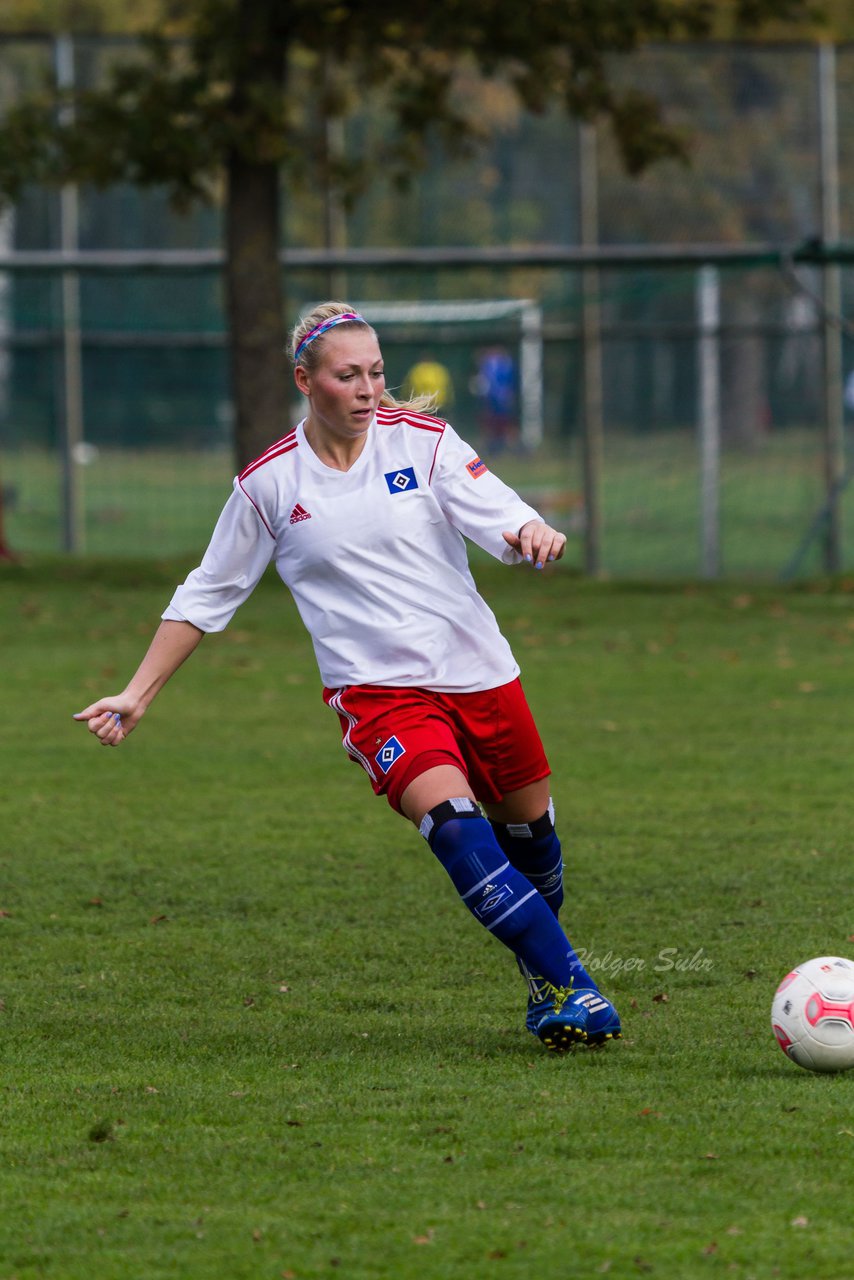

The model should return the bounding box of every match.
[238,436,298,482]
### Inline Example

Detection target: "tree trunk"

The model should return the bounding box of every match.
[224,152,290,472]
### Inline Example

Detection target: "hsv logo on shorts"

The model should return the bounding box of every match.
[466,457,487,478]
[375,735,406,773]
[384,467,418,494]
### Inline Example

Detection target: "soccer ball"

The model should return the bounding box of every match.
[771,956,854,1073]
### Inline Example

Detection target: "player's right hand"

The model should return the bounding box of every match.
[73,696,141,746]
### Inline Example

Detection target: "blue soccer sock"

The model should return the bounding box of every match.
[489,799,564,919]
[419,798,593,991]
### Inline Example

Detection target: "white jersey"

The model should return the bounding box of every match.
[163,406,541,693]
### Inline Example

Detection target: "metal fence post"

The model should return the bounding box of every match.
[54,33,85,554]
[519,302,544,450]
[697,265,721,578]
[818,41,844,574]
[579,122,604,578]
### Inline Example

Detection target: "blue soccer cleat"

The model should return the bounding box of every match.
[518,962,589,1052]
[572,988,622,1046]
[519,961,621,1051]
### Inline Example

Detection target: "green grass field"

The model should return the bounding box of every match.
[1,557,853,1279]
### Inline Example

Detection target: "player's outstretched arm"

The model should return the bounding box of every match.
[502,520,567,569]
[73,618,205,747]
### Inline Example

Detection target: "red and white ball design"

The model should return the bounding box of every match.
[771,956,854,1073]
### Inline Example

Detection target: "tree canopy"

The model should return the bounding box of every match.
[0,0,826,206]
[0,0,166,35]
[0,0,826,467]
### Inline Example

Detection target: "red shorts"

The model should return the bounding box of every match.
[322,678,551,813]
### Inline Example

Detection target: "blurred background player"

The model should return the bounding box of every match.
[74,301,621,1055]
[403,352,454,412]
[472,345,518,453]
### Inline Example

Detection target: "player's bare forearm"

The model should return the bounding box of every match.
[502,520,567,569]
[73,619,205,746]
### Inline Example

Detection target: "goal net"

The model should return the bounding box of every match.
[354,299,544,447]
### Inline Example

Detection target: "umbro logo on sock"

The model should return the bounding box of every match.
[289,503,311,524]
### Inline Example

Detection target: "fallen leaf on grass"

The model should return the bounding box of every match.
[413,1230,435,1245]
[638,1108,662,1118]
[702,1153,719,1160]
[702,1242,718,1255]
[791,1216,809,1228]
[148,914,168,926]
[652,992,669,1004]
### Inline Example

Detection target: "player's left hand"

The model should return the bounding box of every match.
[503,520,566,569]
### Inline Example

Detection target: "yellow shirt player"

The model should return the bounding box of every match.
[404,358,454,410]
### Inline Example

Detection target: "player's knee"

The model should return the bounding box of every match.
[491,797,556,842]
[418,797,482,848]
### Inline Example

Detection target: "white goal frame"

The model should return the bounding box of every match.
[354,299,544,447]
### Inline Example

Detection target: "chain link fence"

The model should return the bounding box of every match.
[0,37,853,578]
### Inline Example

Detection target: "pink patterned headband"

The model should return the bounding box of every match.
[294,311,367,361]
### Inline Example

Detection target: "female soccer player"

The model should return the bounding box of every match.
[74,302,621,1054]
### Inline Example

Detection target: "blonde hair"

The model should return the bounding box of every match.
[289,301,438,414]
